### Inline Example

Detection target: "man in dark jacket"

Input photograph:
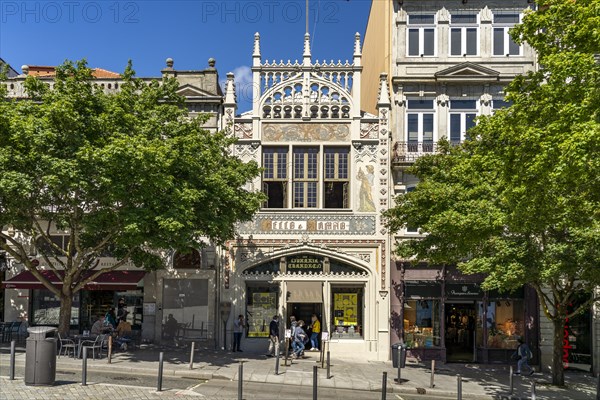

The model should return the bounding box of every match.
[267,315,279,357]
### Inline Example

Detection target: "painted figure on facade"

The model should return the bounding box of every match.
[357,165,376,212]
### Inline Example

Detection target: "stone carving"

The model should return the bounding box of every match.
[262,123,350,142]
[360,123,379,139]
[234,123,253,139]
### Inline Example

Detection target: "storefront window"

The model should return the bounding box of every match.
[404,300,441,348]
[486,300,524,349]
[247,285,278,337]
[31,289,80,326]
[564,291,592,371]
[331,286,363,339]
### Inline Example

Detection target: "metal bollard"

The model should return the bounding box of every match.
[275,350,280,375]
[157,351,164,392]
[189,342,195,370]
[238,362,243,400]
[326,351,331,379]
[313,365,318,400]
[9,340,16,380]
[509,366,514,395]
[82,347,88,386]
[531,380,536,400]
[396,346,402,384]
[457,374,462,400]
[430,359,436,388]
[381,371,387,400]
[596,372,600,400]
[108,335,112,364]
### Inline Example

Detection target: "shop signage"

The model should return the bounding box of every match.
[237,214,376,235]
[446,283,482,297]
[286,255,323,271]
[405,283,442,298]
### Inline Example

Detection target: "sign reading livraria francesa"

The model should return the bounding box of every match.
[287,255,323,271]
[237,215,376,235]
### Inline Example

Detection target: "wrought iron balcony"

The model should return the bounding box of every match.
[392,141,439,165]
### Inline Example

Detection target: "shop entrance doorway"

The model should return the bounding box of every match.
[445,302,476,362]
[287,303,322,350]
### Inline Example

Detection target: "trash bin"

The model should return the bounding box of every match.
[25,326,58,386]
[391,342,407,368]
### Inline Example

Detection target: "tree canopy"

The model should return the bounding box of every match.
[0,60,264,333]
[384,0,600,385]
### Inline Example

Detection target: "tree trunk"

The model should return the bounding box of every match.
[551,317,565,386]
[58,292,73,337]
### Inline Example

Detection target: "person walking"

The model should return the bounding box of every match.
[309,314,321,351]
[267,315,279,357]
[233,314,246,352]
[292,320,307,358]
[512,337,534,375]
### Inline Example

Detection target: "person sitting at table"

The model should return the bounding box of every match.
[115,317,132,351]
[91,315,105,335]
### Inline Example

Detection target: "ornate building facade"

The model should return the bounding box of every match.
[220,32,393,359]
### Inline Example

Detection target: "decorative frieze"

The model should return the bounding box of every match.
[262,123,350,142]
[237,214,376,235]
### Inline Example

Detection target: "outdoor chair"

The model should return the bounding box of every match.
[81,334,106,360]
[58,332,77,358]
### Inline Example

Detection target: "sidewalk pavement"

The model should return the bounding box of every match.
[0,343,597,399]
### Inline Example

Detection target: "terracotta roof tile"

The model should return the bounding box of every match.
[26,66,120,78]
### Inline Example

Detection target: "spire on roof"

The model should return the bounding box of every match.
[377,73,391,107]
[303,33,311,66]
[224,72,236,106]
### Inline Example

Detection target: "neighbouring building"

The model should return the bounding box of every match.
[359,0,589,369]
[1,59,224,345]
[219,32,393,359]
[0,58,18,78]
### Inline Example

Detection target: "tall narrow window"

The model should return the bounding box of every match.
[449,100,477,144]
[293,147,319,208]
[493,13,521,56]
[407,14,436,57]
[324,147,349,208]
[263,147,288,208]
[406,99,435,152]
[450,14,478,56]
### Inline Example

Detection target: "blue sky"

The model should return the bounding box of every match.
[0,0,372,111]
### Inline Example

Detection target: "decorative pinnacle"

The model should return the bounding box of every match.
[224,72,237,105]
[165,58,174,69]
[303,33,311,58]
[378,73,391,106]
[354,32,362,56]
[253,32,261,57]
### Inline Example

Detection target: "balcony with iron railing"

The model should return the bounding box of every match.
[392,140,462,165]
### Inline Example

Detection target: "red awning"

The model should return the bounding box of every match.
[1,270,145,291]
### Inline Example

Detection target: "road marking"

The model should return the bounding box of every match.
[395,395,404,400]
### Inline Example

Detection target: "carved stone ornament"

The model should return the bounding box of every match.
[234,123,253,139]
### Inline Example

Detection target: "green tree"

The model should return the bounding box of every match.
[384,0,600,386]
[0,60,264,335]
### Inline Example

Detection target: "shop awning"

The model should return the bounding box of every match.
[1,270,145,291]
[286,281,323,303]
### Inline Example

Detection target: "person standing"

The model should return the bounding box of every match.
[105,307,117,329]
[233,314,246,352]
[292,320,307,358]
[309,314,321,351]
[512,338,534,375]
[267,315,279,357]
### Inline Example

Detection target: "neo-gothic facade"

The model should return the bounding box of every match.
[219,32,393,359]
